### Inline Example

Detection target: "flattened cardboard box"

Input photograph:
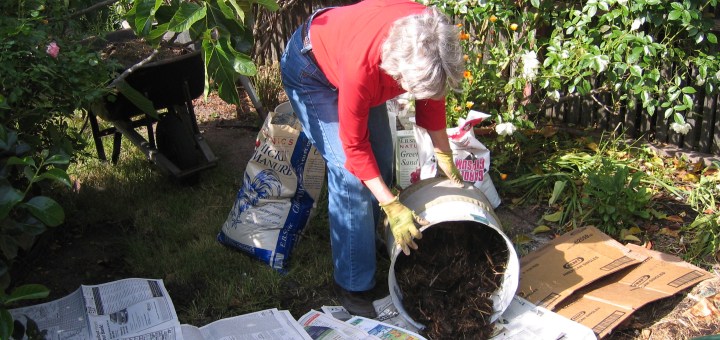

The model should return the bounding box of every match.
[553,244,713,338]
[517,226,648,310]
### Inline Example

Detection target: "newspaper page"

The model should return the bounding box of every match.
[298,310,380,340]
[9,288,91,339]
[490,295,596,340]
[320,306,352,321]
[83,278,181,340]
[180,308,311,340]
[9,278,182,340]
[370,295,420,333]
[346,316,427,340]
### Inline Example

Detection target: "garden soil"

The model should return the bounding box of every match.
[8,93,720,340]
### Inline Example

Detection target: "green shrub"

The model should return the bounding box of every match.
[424,0,720,135]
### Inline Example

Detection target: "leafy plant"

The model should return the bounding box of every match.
[252,62,285,113]
[119,0,279,106]
[504,131,654,236]
[424,0,720,136]
[581,159,652,235]
[683,212,720,266]
[1,0,101,289]
[0,126,71,286]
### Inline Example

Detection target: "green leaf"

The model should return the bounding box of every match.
[147,22,171,43]
[531,0,540,8]
[216,0,236,20]
[254,0,279,11]
[168,2,206,33]
[532,225,552,234]
[0,185,23,220]
[204,37,257,105]
[44,154,70,165]
[0,310,12,340]
[226,0,248,22]
[133,0,163,36]
[5,284,49,305]
[708,33,718,44]
[543,210,564,222]
[115,81,159,119]
[668,10,682,21]
[6,156,34,167]
[549,180,566,205]
[21,196,64,227]
[36,168,71,187]
[681,86,697,94]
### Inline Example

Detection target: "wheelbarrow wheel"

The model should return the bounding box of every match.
[156,112,202,185]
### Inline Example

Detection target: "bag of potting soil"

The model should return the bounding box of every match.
[218,104,325,272]
[414,110,501,208]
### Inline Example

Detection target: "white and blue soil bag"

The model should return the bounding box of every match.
[218,106,325,272]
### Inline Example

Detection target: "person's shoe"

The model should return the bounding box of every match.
[333,281,377,319]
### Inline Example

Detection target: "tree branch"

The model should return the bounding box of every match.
[108,49,159,88]
[64,0,121,20]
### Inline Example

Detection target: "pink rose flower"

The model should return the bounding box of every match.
[46,41,59,58]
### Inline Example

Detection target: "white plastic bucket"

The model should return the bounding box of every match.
[385,177,519,330]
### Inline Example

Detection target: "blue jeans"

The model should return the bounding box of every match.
[280,26,393,292]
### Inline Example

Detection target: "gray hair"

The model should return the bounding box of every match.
[380,7,464,100]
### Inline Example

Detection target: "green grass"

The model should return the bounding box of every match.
[60,118,344,325]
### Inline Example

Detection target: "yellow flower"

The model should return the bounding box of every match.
[456,23,463,28]
[454,106,462,112]
[463,70,472,79]
[459,32,471,40]
[489,15,498,23]
[463,54,469,61]
[466,101,474,109]
[510,23,519,31]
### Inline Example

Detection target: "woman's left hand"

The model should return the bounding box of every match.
[436,151,463,187]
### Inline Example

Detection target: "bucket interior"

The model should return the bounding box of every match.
[389,220,514,334]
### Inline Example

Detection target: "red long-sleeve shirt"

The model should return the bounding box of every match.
[309,0,447,181]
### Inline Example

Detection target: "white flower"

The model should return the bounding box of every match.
[670,122,692,135]
[520,51,540,81]
[548,90,561,101]
[495,122,517,136]
[592,55,609,72]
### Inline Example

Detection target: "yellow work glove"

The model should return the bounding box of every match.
[380,196,429,255]
[435,150,464,187]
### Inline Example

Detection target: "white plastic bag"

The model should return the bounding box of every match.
[218,105,325,272]
[414,110,501,208]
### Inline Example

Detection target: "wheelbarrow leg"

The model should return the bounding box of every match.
[146,122,156,149]
[111,131,122,164]
[238,75,268,125]
[88,113,108,161]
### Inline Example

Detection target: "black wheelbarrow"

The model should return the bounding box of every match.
[88,31,217,184]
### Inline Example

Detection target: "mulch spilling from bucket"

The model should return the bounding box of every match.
[394,221,508,339]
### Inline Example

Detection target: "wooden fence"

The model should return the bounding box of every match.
[542,77,720,161]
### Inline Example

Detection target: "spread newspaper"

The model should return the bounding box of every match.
[10,277,596,340]
[9,278,182,340]
[181,308,311,340]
